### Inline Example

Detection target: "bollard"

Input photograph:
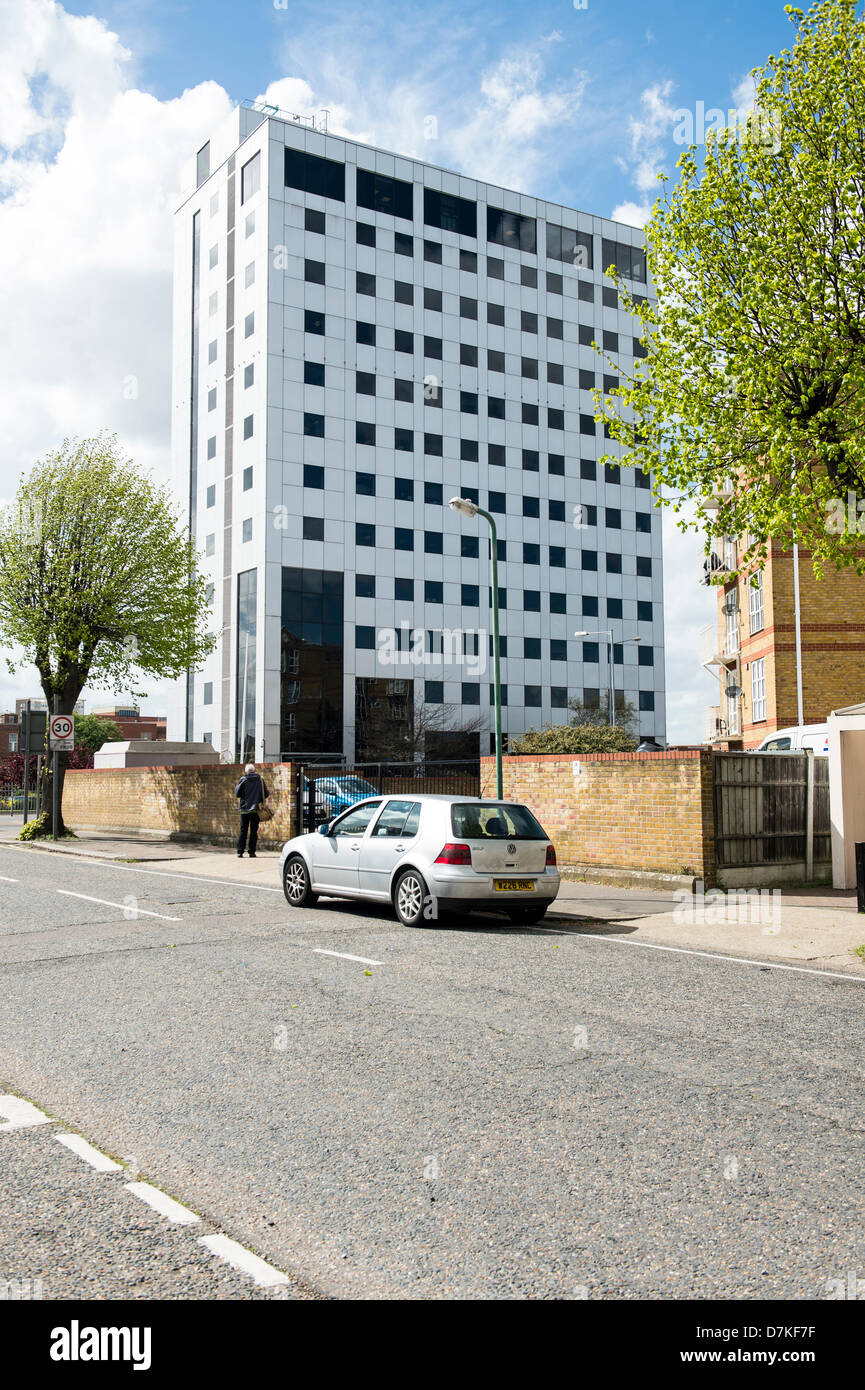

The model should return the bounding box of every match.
[857,842,865,914]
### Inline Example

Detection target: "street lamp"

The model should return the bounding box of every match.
[574,629,641,726]
[449,497,503,799]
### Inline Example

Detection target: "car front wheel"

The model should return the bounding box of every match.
[393,868,432,927]
[283,854,317,908]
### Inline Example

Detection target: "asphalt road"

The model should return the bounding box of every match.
[1,841,864,1300]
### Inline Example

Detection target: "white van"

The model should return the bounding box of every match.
[753,724,830,756]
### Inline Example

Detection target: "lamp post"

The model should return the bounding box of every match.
[574,629,641,725]
[449,497,503,799]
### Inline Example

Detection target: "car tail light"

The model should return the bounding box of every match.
[545,844,557,866]
[434,842,472,866]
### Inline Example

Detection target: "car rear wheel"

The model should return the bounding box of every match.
[393,868,431,927]
[507,905,548,925]
[283,854,317,908]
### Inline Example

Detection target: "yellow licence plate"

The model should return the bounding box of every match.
[493,879,535,892]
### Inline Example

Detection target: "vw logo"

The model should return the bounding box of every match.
[507,843,517,855]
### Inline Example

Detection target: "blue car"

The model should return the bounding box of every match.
[303,775,378,821]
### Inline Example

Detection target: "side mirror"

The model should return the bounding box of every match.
[317,822,330,836]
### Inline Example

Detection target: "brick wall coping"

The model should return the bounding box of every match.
[481,750,706,765]
[66,762,298,776]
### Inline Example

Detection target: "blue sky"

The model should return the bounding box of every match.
[0,0,802,737]
[61,0,795,220]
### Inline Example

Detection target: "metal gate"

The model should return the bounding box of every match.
[296,761,481,833]
[713,752,830,869]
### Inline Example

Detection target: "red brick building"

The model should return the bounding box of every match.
[89,705,167,741]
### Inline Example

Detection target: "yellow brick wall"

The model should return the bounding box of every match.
[62,763,299,847]
[65,754,717,882]
[483,750,716,883]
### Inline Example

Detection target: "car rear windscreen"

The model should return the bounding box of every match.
[450,803,548,840]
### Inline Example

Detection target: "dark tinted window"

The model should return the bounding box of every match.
[451,803,548,839]
[487,207,536,253]
[546,223,593,268]
[285,147,345,201]
[424,187,477,237]
[357,168,413,219]
[602,237,647,283]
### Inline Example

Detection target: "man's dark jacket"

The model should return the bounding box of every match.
[235,772,269,813]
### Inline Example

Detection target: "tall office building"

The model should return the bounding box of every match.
[171,101,665,762]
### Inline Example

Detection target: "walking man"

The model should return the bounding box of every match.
[235,763,270,858]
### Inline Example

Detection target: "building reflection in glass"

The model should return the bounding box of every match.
[281,567,344,757]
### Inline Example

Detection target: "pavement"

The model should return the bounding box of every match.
[2,836,865,1300]
[2,817,863,978]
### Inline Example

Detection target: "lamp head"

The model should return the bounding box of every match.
[449,496,479,518]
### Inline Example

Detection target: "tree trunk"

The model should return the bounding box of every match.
[24,685,81,838]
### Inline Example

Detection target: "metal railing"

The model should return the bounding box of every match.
[0,783,39,817]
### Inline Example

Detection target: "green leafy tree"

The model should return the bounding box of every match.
[0,435,214,835]
[509,724,639,755]
[597,0,865,577]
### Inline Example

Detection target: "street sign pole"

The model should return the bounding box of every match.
[52,697,60,840]
[22,703,30,821]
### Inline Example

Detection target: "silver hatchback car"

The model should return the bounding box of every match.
[279,794,560,926]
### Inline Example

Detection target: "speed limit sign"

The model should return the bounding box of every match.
[49,714,75,750]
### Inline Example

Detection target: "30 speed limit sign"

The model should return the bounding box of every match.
[49,714,75,750]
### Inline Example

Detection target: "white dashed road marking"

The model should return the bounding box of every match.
[313,948,383,966]
[0,1094,52,1131]
[124,1182,200,1224]
[0,874,19,882]
[56,890,182,921]
[1,1085,296,1293]
[199,1234,290,1288]
[56,1132,123,1172]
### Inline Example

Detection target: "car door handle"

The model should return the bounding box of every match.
[393,844,405,852]
[350,844,361,852]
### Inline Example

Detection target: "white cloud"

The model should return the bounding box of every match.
[610,79,678,225]
[0,0,231,714]
[266,32,587,193]
[611,199,652,228]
